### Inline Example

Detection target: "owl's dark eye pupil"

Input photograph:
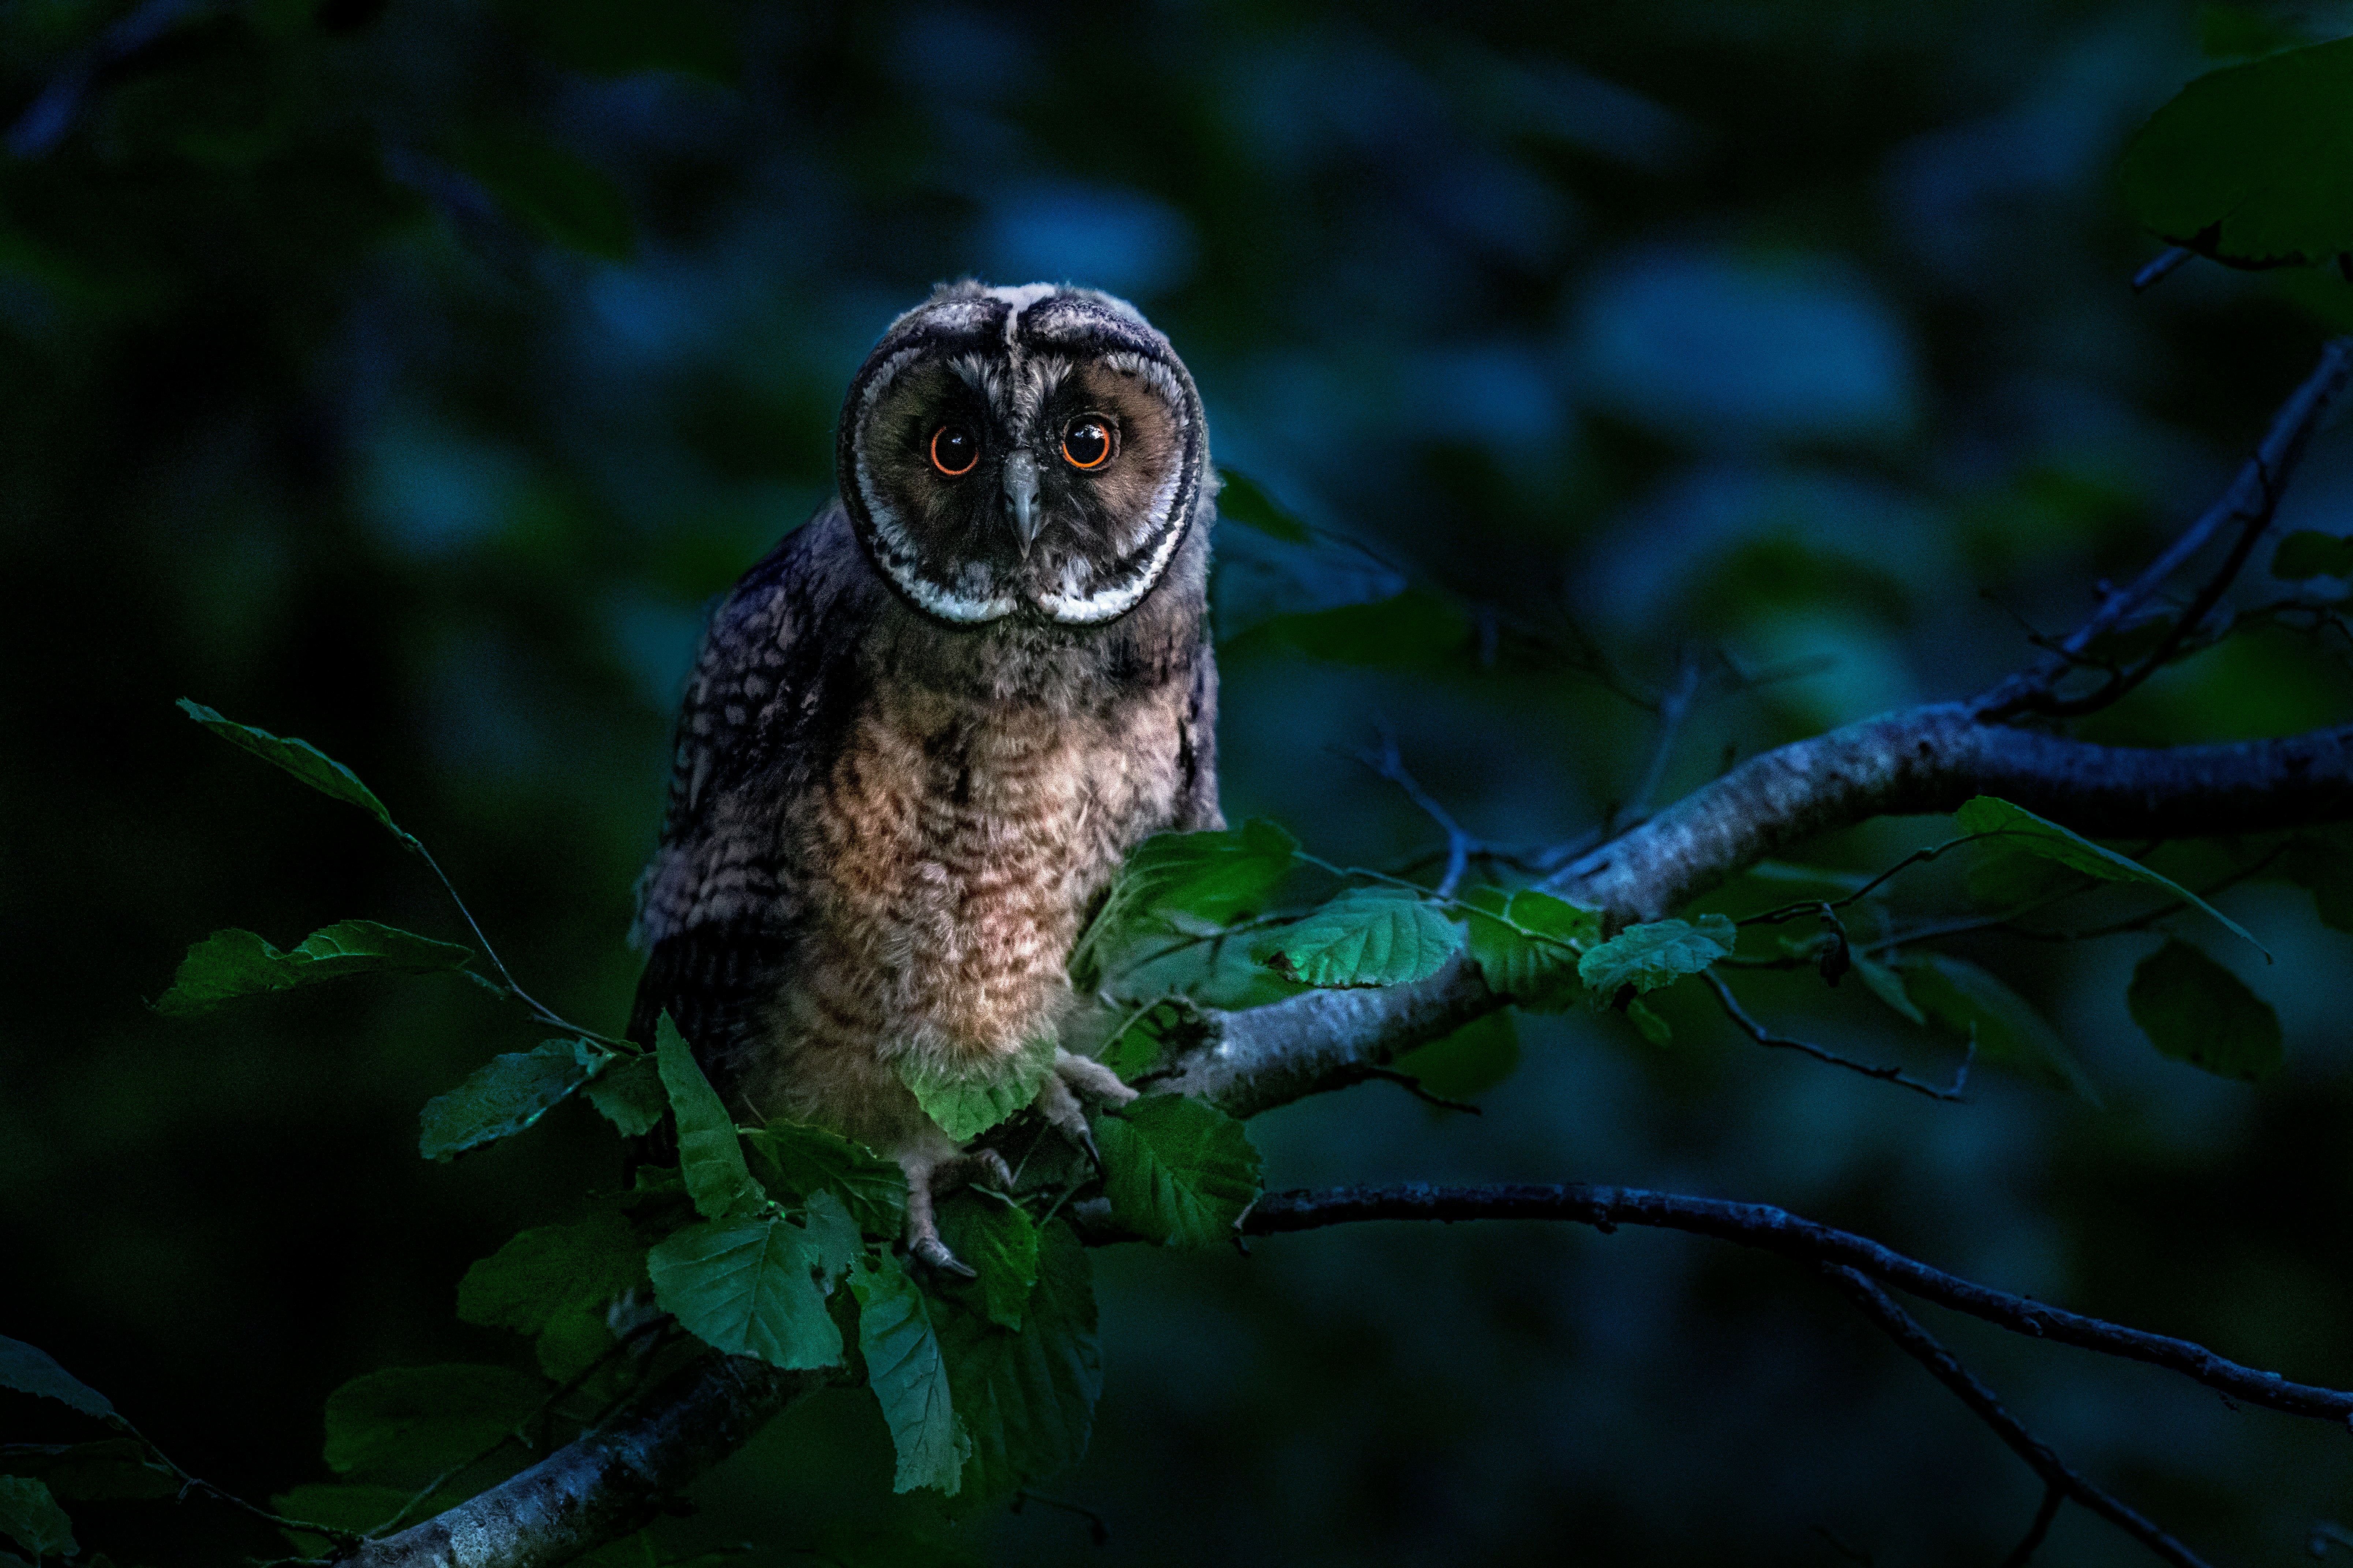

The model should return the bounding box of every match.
[1061,417,1113,470]
[929,424,979,477]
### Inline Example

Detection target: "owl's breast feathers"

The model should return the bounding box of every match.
[630,502,1218,1144]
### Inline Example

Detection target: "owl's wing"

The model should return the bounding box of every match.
[627,506,867,1081]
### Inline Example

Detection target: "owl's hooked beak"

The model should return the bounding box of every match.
[1002,450,1041,558]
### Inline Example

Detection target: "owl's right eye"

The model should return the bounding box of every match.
[929,424,980,477]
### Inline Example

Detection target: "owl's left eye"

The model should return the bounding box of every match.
[930,424,980,477]
[1061,416,1115,470]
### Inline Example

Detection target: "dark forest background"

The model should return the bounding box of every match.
[6,1,2353,1564]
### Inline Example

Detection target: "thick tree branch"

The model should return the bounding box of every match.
[1242,1183,2353,1424]
[332,1355,821,1568]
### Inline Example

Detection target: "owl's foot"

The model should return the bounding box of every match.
[900,1147,1015,1277]
[1032,1049,1141,1163]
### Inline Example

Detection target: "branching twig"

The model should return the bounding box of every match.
[1241,1183,2353,1423]
[1346,727,1481,898]
[2001,1483,2066,1568]
[1700,970,1970,1102]
[1612,651,1704,834]
[1824,1267,2212,1568]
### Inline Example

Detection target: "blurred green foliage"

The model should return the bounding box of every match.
[7,0,2353,1565]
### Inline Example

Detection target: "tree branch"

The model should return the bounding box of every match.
[1241,1183,2353,1424]
[1823,1267,2212,1568]
[331,1355,822,1568]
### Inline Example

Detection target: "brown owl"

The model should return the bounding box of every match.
[629,281,1222,1271]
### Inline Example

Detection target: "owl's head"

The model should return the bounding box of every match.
[837,281,1210,627]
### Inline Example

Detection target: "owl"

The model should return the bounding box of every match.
[629,281,1222,1272]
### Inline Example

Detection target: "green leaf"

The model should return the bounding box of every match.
[454,127,635,259]
[273,1483,467,1554]
[656,1014,763,1222]
[1955,796,2268,958]
[583,1051,666,1137]
[849,1253,971,1495]
[495,0,737,81]
[1963,848,2093,912]
[2118,36,2353,268]
[1893,954,2095,1099]
[1093,998,1202,1081]
[155,920,473,1016]
[1625,999,1672,1044]
[0,1441,175,1502]
[0,1338,113,1421]
[322,1365,544,1483]
[178,699,411,844]
[1261,589,1475,668]
[936,1221,1101,1503]
[1462,886,1599,1005]
[647,1214,845,1370]
[1096,1095,1263,1248]
[1212,468,1312,542]
[456,1211,648,1335]
[1392,1010,1520,1101]
[898,1034,1059,1143]
[419,1039,593,1162]
[803,1523,985,1568]
[744,1119,908,1238]
[938,1196,1040,1331]
[532,1303,637,1407]
[1576,914,1737,997]
[0,1477,75,1561]
[1850,953,1927,1026]
[2126,939,2285,1081]
[1114,819,1301,926]
[2273,529,2353,580]
[1252,885,1464,987]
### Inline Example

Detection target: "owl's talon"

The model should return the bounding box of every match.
[1053,1048,1140,1108]
[910,1234,976,1278]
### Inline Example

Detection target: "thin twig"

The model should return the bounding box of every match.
[2132,247,2195,293]
[1613,652,1704,834]
[1823,1267,2212,1568]
[1701,970,1970,1102]
[2001,1483,2066,1568]
[1337,1063,1483,1115]
[1978,337,2353,719]
[1241,1183,2353,1423]
[105,1414,362,1550]
[1345,727,1481,897]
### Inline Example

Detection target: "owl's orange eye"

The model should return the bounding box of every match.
[929,424,979,477]
[1061,416,1114,470]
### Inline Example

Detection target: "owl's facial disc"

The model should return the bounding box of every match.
[840,284,1208,627]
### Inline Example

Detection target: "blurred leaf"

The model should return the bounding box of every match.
[1212,468,1312,542]
[1259,589,1474,668]
[1096,1095,1262,1248]
[322,1365,543,1483]
[0,1477,74,1560]
[1850,953,1926,1025]
[1893,954,2095,1098]
[938,1196,1039,1331]
[1105,819,1300,928]
[1252,886,1463,987]
[647,1213,845,1371]
[273,1483,466,1554]
[657,1014,762,1222]
[155,921,472,1016]
[2281,831,2353,929]
[1626,999,1672,1044]
[0,1441,174,1502]
[454,127,635,260]
[1956,796,2267,957]
[1211,521,1405,639]
[899,1035,1058,1143]
[0,1338,112,1420]
[178,699,411,844]
[804,1522,985,1568]
[419,1040,593,1163]
[2272,529,2353,579]
[457,1211,648,1335]
[2126,939,2284,1081]
[848,1254,969,1496]
[745,1120,909,1238]
[2118,37,2353,268]
[936,1221,1100,1504]
[1392,1010,1520,1100]
[1577,915,1736,996]
[532,1304,637,1407]
[1963,848,2093,912]
[2201,3,2311,59]
[497,0,737,82]
[1462,886,1598,1006]
[584,1052,666,1138]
